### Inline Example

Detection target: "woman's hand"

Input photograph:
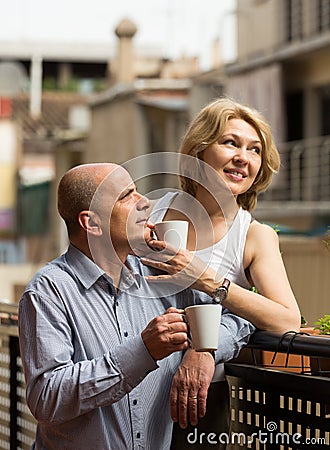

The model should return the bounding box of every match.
[141,239,221,294]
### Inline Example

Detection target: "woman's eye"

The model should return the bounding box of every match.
[223,139,236,146]
[251,147,261,154]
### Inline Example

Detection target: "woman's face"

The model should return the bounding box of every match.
[201,118,262,198]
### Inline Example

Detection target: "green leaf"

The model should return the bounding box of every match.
[314,314,330,335]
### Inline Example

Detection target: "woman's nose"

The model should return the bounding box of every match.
[233,147,248,163]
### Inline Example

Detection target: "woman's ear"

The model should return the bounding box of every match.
[78,211,102,236]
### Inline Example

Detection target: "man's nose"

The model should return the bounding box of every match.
[136,193,150,210]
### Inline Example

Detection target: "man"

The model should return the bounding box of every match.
[19,163,254,450]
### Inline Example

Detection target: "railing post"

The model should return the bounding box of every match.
[290,144,303,200]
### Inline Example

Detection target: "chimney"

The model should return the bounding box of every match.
[114,18,137,83]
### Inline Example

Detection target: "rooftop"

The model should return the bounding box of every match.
[11,91,88,140]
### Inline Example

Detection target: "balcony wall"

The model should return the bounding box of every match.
[280,236,330,325]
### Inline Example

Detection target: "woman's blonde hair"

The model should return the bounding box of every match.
[179,97,280,211]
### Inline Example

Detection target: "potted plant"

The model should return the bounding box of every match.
[309,314,330,377]
[313,314,330,336]
[300,315,320,336]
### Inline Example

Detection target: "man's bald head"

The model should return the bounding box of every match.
[57,163,120,238]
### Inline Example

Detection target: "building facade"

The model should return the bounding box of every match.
[225,0,330,232]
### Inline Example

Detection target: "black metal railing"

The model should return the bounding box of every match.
[262,136,330,202]
[0,323,36,450]
[225,330,330,449]
[283,0,330,43]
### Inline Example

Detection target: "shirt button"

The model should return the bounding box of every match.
[124,331,128,337]
[133,399,137,405]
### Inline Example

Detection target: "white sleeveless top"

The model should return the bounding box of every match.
[150,192,252,289]
[150,192,252,381]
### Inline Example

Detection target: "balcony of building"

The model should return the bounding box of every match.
[234,0,330,68]
[256,135,330,232]
[280,0,330,48]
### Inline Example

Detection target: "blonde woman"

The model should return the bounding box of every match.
[143,97,301,449]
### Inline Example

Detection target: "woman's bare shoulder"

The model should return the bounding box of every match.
[246,220,280,260]
[249,220,279,240]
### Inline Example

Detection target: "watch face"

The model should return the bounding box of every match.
[212,279,230,304]
[214,287,227,303]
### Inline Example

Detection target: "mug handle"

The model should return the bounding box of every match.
[182,312,193,348]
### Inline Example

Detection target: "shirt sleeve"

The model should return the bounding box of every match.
[215,308,255,363]
[19,289,158,425]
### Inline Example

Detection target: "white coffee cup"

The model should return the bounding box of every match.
[154,220,188,250]
[185,304,221,351]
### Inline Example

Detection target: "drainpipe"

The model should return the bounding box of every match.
[29,54,42,119]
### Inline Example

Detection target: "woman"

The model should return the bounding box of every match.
[143,97,301,449]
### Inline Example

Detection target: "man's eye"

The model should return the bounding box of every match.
[119,189,133,200]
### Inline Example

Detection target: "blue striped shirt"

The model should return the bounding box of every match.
[18,244,254,450]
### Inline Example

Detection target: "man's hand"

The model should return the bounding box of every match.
[141,307,189,361]
[170,348,215,429]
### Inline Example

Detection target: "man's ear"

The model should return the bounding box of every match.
[78,211,102,236]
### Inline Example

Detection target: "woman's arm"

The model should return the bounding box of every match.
[142,222,301,332]
[233,221,301,332]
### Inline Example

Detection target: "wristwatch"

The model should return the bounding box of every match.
[211,278,231,305]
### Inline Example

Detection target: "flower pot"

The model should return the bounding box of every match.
[260,327,318,373]
[261,350,310,373]
[307,331,330,378]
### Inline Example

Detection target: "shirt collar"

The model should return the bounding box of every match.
[66,244,141,290]
[121,255,142,289]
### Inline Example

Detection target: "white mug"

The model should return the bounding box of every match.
[154,220,188,250]
[185,304,221,351]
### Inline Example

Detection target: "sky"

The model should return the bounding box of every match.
[0,0,237,70]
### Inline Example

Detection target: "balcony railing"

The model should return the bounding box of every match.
[283,0,330,43]
[225,330,330,449]
[261,135,330,203]
[1,310,330,449]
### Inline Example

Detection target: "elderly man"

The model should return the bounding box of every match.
[18,163,254,450]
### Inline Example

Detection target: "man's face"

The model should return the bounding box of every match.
[95,166,150,256]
